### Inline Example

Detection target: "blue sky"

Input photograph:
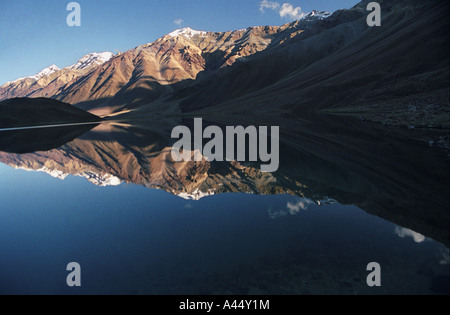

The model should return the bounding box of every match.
[0,0,360,85]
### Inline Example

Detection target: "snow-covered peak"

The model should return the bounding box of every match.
[177,188,215,200]
[302,10,332,20]
[69,52,114,71]
[2,52,113,85]
[2,51,114,85]
[31,64,61,80]
[3,65,61,85]
[14,165,68,180]
[13,164,121,187]
[82,171,122,187]
[168,27,207,39]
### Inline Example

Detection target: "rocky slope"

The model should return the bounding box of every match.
[172,0,449,124]
[0,53,113,101]
[53,22,325,115]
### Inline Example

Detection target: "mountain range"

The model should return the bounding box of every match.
[1,16,321,116]
[0,52,114,101]
[0,0,448,126]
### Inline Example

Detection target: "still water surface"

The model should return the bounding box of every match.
[0,117,448,294]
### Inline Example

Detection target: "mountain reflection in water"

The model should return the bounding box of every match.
[0,114,449,294]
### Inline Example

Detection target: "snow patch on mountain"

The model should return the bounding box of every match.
[178,188,215,200]
[302,10,332,20]
[5,65,61,85]
[69,52,114,71]
[13,165,68,180]
[2,52,114,86]
[168,27,207,39]
[13,165,121,187]
[82,171,122,187]
[30,65,61,80]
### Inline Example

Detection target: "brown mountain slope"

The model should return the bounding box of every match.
[54,24,316,115]
[1,20,328,116]
[171,0,449,127]
[0,53,113,101]
[0,9,357,116]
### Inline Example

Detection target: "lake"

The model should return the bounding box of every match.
[0,115,449,295]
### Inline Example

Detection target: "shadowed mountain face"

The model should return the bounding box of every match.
[0,124,98,154]
[0,98,101,129]
[173,0,449,121]
[0,116,448,246]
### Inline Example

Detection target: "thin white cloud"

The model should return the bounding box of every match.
[259,1,305,20]
[260,0,280,12]
[267,207,288,219]
[394,227,426,243]
[174,19,183,26]
[439,246,449,265]
[287,198,313,214]
[279,3,305,20]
